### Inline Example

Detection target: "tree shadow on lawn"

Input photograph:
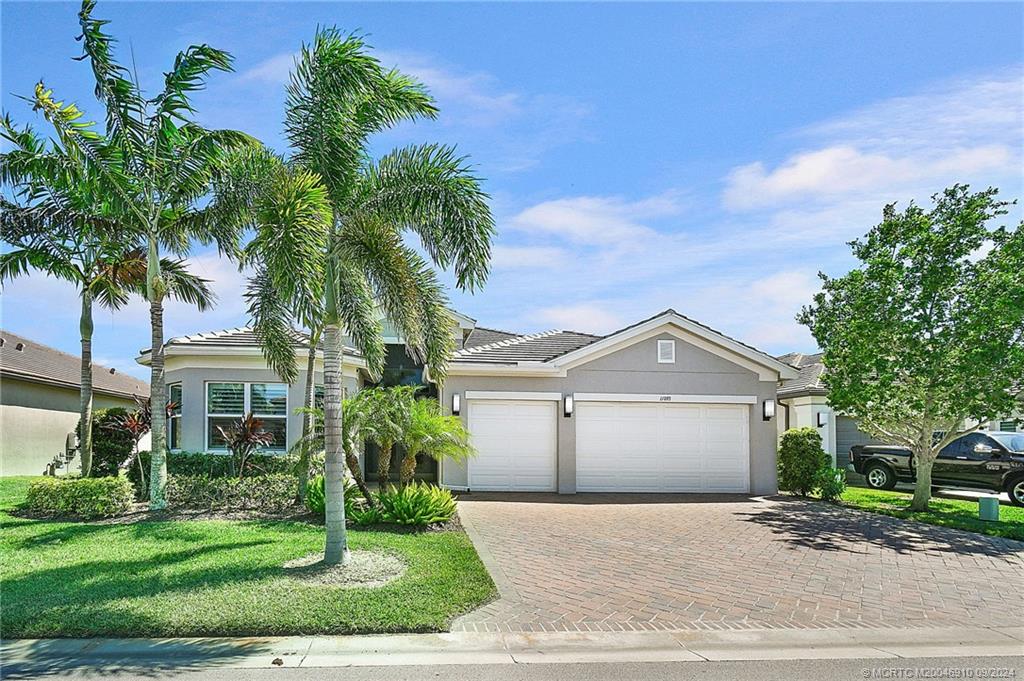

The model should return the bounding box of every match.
[740,496,1024,557]
[0,637,279,680]
[1,539,289,640]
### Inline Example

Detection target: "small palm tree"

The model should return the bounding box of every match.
[1,115,214,476]
[399,398,474,487]
[360,386,417,488]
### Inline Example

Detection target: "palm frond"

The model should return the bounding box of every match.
[246,266,301,383]
[355,143,494,291]
[331,259,386,379]
[158,257,216,310]
[151,45,234,121]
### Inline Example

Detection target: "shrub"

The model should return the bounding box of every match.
[26,476,134,519]
[778,427,830,497]
[128,451,293,496]
[349,505,385,526]
[376,482,457,526]
[815,466,847,502]
[165,473,297,512]
[305,474,362,516]
[82,408,135,478]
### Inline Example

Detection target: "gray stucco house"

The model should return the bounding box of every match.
[1,329,149,476]
[138,309,798,495]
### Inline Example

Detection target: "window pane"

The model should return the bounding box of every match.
[208,383,244,414]
[314,385,325,410]
[169,384,182,416]
[260,417,287,451]
[207,416,240,449]
[169,417,180,450]
[250,383,287,416]
[999,420,1018,431]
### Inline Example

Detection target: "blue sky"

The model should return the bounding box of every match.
[2,1,1022,380]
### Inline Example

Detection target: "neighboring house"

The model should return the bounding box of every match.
[776,352,1023,470]
[0,329,149,476]
[148,309,798,495]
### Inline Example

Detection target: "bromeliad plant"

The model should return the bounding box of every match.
[215,413,275,479]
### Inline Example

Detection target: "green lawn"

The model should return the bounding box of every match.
[0,477,496,638]
[841,486,1024,541]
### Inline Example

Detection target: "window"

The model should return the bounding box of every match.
[657,340,676,364]
[168,383,182,450]
[999,420,1019,432]
[314,385,325,410]
[206,382,287,452]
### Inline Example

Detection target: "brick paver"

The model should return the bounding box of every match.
[452,494,1024,632]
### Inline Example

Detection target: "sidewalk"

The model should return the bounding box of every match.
[2,626,1022,673]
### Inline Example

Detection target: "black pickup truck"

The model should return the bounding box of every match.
[850,431,1024,506]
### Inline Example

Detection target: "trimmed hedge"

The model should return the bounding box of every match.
[25,477,135,519]
[165,473,297,512]
[129,451,294,495]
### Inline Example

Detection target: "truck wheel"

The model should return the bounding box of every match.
[1006,477,1024,508]
[865,463,896,491]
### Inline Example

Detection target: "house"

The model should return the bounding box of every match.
[0,329,149,476]
[143,309,798,495]
[776,352,1023,470]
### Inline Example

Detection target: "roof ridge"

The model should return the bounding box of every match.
[456,329,561,356]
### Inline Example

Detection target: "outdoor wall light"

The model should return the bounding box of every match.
[817,411,828,428]
[564,394,574,418]
[452,393,461,416]
[762,399,776,421]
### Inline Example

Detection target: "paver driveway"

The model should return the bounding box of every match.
[453,494,1024,632]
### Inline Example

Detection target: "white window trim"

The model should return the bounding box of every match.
[204,381,289,452]
[573,393,757,404]
[657,339,676,364]
[168,382,183,452]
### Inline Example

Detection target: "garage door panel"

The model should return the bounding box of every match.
[576,401,749,492]
[468,399,557,492]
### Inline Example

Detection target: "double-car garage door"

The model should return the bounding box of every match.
[466,397,750,493]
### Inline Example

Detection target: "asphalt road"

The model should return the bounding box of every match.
[4,657,1022,681]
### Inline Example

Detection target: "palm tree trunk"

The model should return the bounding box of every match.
[146,237,169,510]
[377,442,393,489]
[78,291,95,477]
[297,329,319,502]
[322,322,349,565]
[345,451,375,504]
[399,452,417,487]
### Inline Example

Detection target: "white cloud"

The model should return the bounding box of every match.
[508,193,683,246]
[237,52,296,85]
[534,304,625,335]
[723,68,1023,211]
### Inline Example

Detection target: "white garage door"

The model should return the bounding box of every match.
[468,399,557,491]
[576,401,749,492]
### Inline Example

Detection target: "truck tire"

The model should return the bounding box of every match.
[1006,477,1024,508]
[865,463,897,491]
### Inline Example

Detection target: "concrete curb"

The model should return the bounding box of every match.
[2,626,1022,670]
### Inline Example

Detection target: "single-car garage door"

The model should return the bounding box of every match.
[576,401,749,492]
[468,399,557,491]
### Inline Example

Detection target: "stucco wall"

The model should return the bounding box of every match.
[0,377,138,476]
[777,395,837,463]
[440,332,780,494]
[165,366,360,453]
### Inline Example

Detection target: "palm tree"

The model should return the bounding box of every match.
[0,117,214,476]
[399,398,474,487]
[49,1,263,507]
[362,386,417,488]
[246,30,494,564]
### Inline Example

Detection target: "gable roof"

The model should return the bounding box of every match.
[462,326,521,349]
[454,330,602,363]
[0,329,148,399]
[777,352,826,397]
[449,309,798,381]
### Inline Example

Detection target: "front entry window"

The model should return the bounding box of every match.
[206,382,287,451]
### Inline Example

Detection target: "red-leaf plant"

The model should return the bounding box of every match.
[215,413,275,479]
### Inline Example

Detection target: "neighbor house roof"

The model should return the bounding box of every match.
[777,352,826,397]
[0,329,148,400]
[454,330,603,364]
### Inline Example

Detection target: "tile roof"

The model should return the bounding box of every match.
[0,329,148,399]
[462,326,520,349]
[777,352,826,396]
[142,328,362,357]
[453,330,603,364]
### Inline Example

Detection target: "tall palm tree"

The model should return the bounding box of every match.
[42,1,263,507]
[0,116,214,476]
[246,30,494,564]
